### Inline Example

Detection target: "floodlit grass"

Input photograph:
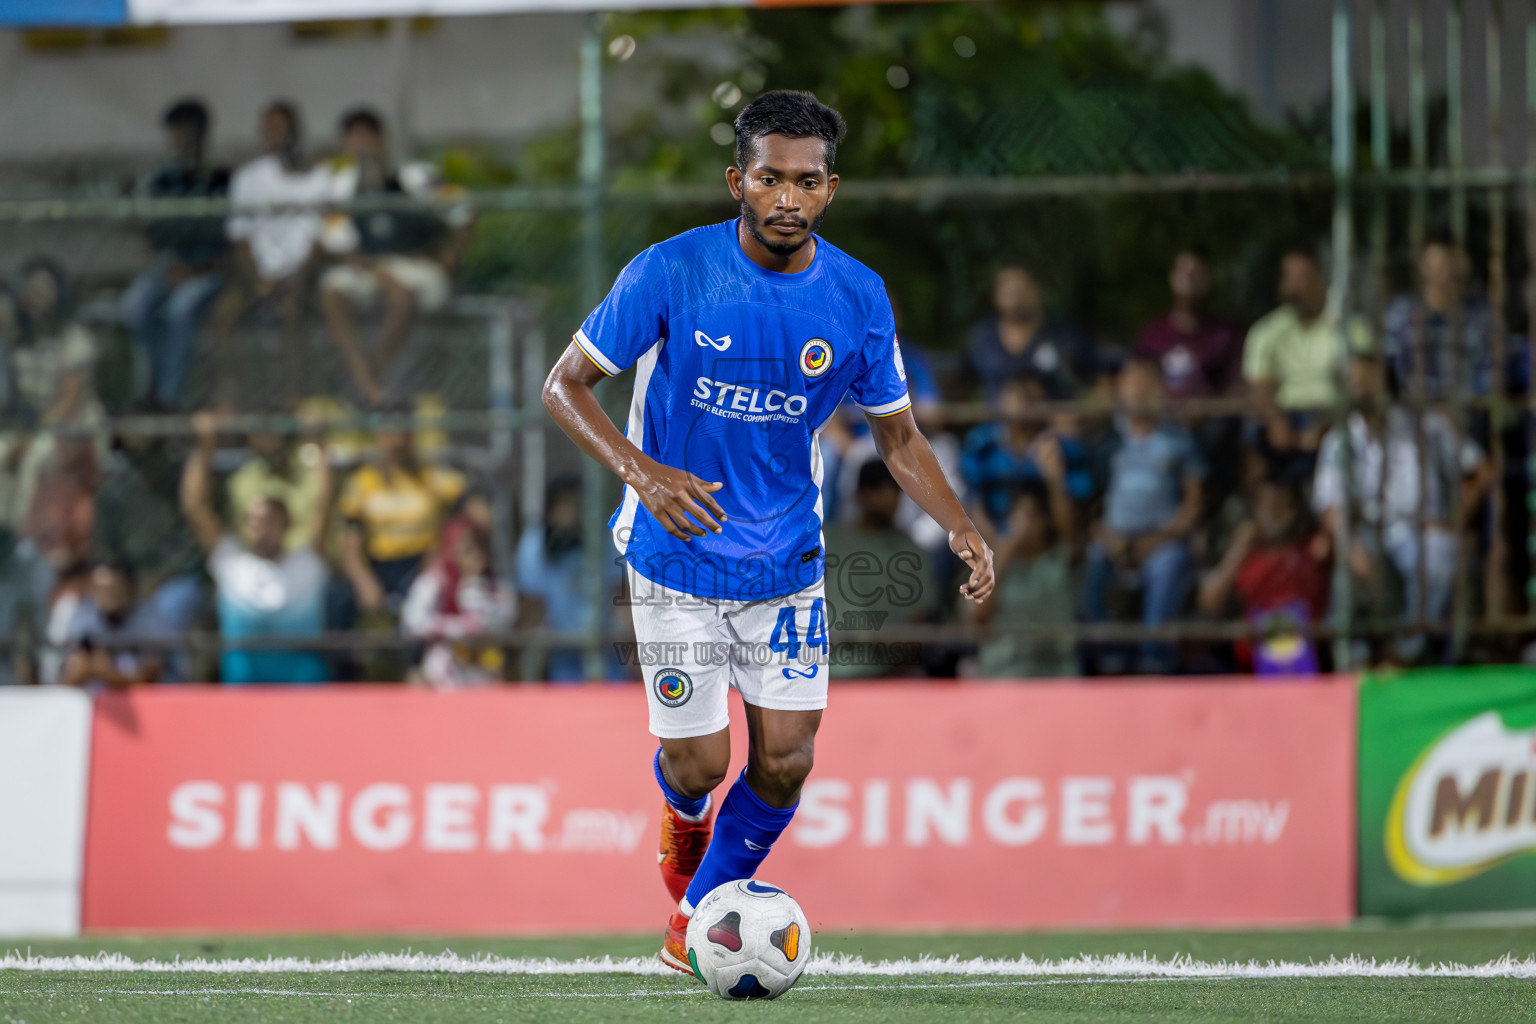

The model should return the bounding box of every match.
[4,924,1535,1022]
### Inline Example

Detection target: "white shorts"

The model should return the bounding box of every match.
[626,567,829,739]
[321,255,451,312]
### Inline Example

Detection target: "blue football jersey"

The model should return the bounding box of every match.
[574,219,911,602]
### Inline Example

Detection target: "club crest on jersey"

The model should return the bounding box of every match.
[799,338,833,379]
[653,667,693,707]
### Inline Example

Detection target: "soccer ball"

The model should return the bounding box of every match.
[685,879,811,999]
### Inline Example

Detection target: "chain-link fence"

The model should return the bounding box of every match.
[0,0,1532,687]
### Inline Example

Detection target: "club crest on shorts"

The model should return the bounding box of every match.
[799,338,833,379]
[654,667,693,707]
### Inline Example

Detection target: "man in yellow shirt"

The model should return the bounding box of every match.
[336,426,465,617]
[1242,247,1373,477]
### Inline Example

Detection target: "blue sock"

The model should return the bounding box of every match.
[654,749,710,820]
[681,768,796,914]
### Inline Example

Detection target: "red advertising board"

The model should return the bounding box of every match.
[82,681,1355,933]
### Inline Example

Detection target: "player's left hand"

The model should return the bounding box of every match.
[949,526,995,604]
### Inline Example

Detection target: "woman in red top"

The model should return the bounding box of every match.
[1199,478,1329,673]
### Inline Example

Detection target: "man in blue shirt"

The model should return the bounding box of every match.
[543,91,993,974]
[961,374,1093,533]
[1083,357,1207,675]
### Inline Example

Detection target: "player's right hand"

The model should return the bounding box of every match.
[632,460,727,541]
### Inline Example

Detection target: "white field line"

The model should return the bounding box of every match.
[0,978,1239,1000]
[1,951,1534,979]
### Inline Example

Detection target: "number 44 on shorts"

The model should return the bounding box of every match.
[769,598,829,661]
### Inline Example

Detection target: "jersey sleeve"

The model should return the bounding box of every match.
[847,300,913,418]
[572,246,670,376]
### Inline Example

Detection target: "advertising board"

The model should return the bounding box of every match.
[83,681,1355,932]
[0,688,93,936]
[1359,668,1536,916]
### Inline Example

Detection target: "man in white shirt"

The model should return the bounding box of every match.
[1313,353,1494,661]
[226,101,333,287]
[210,101,333,400]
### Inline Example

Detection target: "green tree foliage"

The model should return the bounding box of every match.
[458,2,1330,368]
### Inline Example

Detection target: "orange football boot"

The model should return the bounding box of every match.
[661,909,695,976]
[658,799,713,904]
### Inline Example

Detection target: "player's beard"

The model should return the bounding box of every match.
[740,198,826,257]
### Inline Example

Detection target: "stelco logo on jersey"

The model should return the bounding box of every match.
[799,338,833,379]
[691,377,809,421]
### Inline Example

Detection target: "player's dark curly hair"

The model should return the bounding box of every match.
[733,90,847,171]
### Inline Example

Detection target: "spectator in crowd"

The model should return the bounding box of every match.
[961,374,1091,539]
[56,560,178,690]
[1242,247,1372,478]
[516,475,623,682]
[1198,477,1329,674]
[320,108,452,407]
[0,527,53,685]
[401,516,515,688]
[1135,249,1242,401]
[13,258,106,431]
[212,101,332,397]
[965,265,1094,401]
[1383,233,1494,400]
[1313,352,1494,664]
[335,419,465,621]
[0,258,106,531]
[823,460,940,678]
[23,435,95,573]
[1082,356,1207,674]
[119,98,230,410]
[181,411,333,684]
[227,419,329,552]
[92,435,203,636]
[970,484,1078,679]
[0,282,20,418]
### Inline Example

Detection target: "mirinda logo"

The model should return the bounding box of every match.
[1386,712,1536,886]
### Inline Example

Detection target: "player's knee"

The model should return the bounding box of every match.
[752,743,814,800]
[664,749,729,798]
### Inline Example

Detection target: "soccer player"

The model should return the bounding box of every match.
[543,90,994,972]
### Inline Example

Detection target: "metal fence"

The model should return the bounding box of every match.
[0,1,1533,682]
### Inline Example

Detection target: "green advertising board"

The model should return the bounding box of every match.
[1360,667,1536,916]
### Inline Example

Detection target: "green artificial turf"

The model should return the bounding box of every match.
[3,925,1534,1023]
